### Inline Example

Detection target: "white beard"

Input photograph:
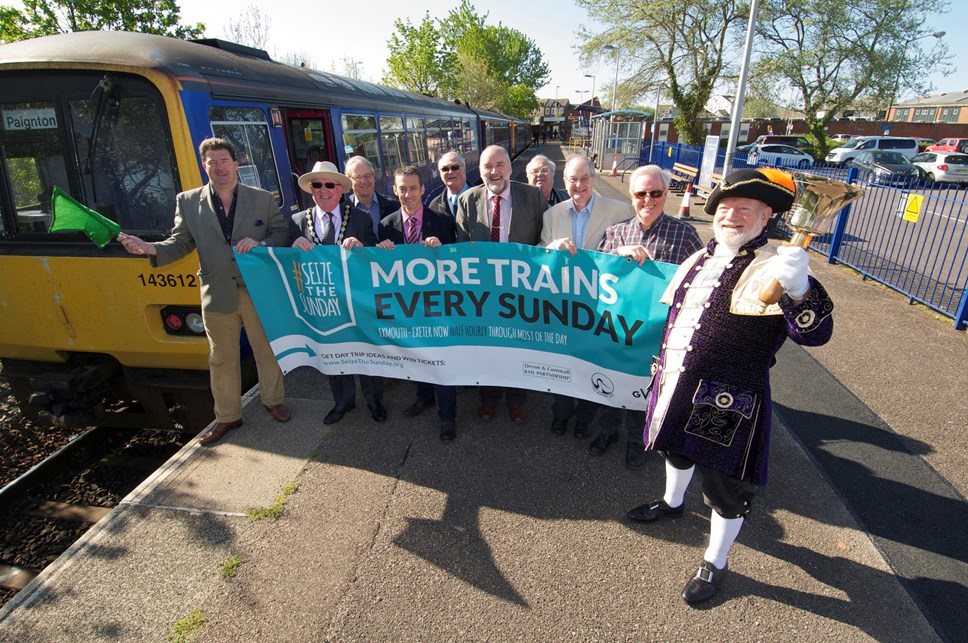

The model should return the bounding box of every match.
[714,226,759,253]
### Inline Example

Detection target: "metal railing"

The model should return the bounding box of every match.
[643,143,968,329]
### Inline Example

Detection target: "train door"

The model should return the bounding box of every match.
[283,110,334,211]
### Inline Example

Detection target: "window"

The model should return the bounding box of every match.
[406,117,427,166]
[425,118,444,164]
[210,107,282,206]
[462,118,477,152]
[341,113,380,171]
[892,108,910,122]
[379,116,405,173]
[912,107,936,123]
[940,107,960,123]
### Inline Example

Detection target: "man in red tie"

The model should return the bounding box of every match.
[454,145,548,424]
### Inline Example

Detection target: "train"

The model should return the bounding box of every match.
[0,31,531,431]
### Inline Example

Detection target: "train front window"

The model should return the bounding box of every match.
[210,107,282,207]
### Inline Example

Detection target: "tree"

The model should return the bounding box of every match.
[223,4,269,49]
[276,48,317,70]
[0,0,204,42]
[577,0,746,145]
[753,0,950,157]
[382,12,451,96]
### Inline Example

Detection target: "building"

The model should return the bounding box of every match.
[889,90,968,125]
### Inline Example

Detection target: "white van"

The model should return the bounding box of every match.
[825,136,919,164]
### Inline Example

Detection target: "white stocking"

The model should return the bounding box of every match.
[663,461,694,508]
[704,511,744,569]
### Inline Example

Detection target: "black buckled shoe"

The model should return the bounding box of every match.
[682,560,727,604]
[626,499,685,523]
[625,443,646,469]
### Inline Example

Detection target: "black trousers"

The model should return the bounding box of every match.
[663,451,758,518]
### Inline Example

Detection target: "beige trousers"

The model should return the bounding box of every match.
[202,287,285,423]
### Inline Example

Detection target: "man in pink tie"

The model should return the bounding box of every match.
[454,145,548,424]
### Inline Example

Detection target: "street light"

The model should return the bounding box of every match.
[603,44,619,112]
[576,90,588,126]
[887,31,945,123]
[584,74,596,111]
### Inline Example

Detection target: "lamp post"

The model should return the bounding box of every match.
[603,44,618,112]
[886,31,945,124]
[576,90,588,126]
[584,74,596,111]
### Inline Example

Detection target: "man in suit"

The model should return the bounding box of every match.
[118,137,291,445]
[594,165,703,467]
[456,144,548,424]
[527,154,568,206]
[376,166,459,441]
[427,151,471,218]
[344,155,398,237]
[540,155,633,442]
[291,160,386,425]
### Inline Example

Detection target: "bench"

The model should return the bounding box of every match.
[670,163,699,191]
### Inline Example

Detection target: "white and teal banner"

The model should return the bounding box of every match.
[237,242,677,410]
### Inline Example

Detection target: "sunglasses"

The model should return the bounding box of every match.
[311,181,340,190]
[633,189,666,199]
[439,164,461,172]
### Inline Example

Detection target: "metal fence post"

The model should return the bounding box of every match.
[953,290,968,330]
[826,166,859,265]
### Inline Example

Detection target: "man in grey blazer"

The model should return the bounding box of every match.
[118,137,291,445]
[540,155,633,442]
[455,145,548,424]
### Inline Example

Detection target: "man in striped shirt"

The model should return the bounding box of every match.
[591,165,703,468]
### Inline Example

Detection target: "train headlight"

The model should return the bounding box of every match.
[185,313,205,335]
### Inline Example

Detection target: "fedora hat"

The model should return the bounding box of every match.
[297,160,352,193]
[704,168,796,215]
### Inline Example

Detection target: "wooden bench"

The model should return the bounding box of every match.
[670,162,699,191]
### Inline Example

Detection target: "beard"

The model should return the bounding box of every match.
[714,223,762,253]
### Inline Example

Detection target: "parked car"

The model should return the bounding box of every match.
[910,151,968,184]
[748,144,814,168]
[826,136,920,164]
[750,135,813,149]
[913,137,937,151]
[925,138,968,153]
[830,134,852,142]
[848,150,920,186]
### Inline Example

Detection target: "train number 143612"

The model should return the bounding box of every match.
[137,273,198,288]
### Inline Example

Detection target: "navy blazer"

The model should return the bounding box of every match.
[379,207,457,245]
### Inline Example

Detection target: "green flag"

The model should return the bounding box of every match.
[48,187,121,249]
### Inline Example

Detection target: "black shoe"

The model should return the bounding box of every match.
[369,401,388,422]
[626,499,685,523]
[574,420,593,439]
[682,560,727,604]
[324,402,355,425]
[403,398,435,418]
[551,418,568,435]
[440,420,456,442]
[589,432,618,456]
[626,443,646,469]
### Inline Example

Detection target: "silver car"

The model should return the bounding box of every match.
[848,151,919,186]
[910,151,968,185]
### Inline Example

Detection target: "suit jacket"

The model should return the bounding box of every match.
[427,190,458,218]
[289,202,378,248]
[152,183,289,314]
[540,194,633,251]
[346,191,399,233]
[379,207,457,245]
[455,181,547,245]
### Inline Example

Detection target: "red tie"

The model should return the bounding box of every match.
[490,195,502,242]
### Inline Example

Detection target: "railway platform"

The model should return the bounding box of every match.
[0,144,965,641]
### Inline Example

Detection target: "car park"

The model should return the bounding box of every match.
[925,138,968,153]
[748,144,814,168]
[825,136,919,164]
[910,151,968,184]
[830,134,852,142]
[847,150,920,186]
[750,135,813,149]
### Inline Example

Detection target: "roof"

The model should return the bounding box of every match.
[897,90,968,107]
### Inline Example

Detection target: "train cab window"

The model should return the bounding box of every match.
[341,113,381,173]
[406,117,427,166]
[210,107,282,207]
[380,116,405,174]
[0,101,70,235]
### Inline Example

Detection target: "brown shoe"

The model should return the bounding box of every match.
[509,405,526,424]
[479,404,496,421]
[264,403,291,423]
[200,419,242,445]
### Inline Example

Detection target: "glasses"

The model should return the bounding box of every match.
[348,173,373,181]
[566,175,592,185]
[311,181,340,190]
[633,189,666,199]
[439,164,462,172]
[528,167,551,176]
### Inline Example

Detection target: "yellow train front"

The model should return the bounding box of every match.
[0,31,530,431]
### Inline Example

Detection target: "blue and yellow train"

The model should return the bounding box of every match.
[0,31,531,430]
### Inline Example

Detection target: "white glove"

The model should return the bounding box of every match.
[767,246,810,299]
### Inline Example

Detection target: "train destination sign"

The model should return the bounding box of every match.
[237,242,678,409]
[2,107,58,131]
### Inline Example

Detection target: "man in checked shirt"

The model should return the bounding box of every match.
[592,165,703,468]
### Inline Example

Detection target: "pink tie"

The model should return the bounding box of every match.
[405,216,420,245]
[490,195,502,242]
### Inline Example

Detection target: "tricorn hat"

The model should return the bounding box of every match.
[703,168,796,215]
[297,160,352,194]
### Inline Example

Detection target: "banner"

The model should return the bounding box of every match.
[237,242,678,410]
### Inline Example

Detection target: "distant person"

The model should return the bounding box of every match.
[117,137,291,446]
[456,145,547,424]
[290,160,387,425]
[427,151,471,218]
[344,155,398,237]
[526,154,568,206]
[377,167,458,441]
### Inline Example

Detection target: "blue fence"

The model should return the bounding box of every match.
[643,143,968,330]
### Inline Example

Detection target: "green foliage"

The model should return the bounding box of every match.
[168,609,207,643]
[245,480,298,521]
[0,0,204,43]
[382,12,450,96]
[220,555,244,579]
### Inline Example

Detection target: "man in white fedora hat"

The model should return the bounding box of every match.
[291,160,386,425]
